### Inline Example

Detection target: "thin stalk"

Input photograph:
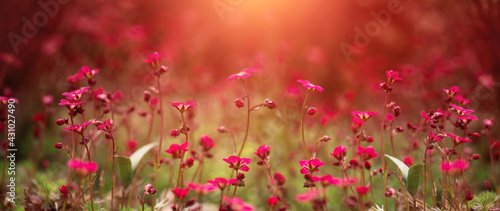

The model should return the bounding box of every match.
[237,80,251,157]
[153,76,164,210]
[142,192,147,211]
[84,144,95,211]
[341,163,356,195]
[228,129,237,156]
[174,112,189,208]
[145,107,155,144]
[110,135,116,211]
[300,90,311,160]
[380,94,389,209]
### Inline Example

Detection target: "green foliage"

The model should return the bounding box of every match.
[384,154,409,183]
[468,191,499,210]
[407,163,424,196]
[115,142,158,187]
[84,201,105,211]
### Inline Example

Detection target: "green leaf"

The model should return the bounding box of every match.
[115,155,133,186]
[407,163,424,196]
[130,142,158,170]
[114,142,158,187]
[384,154,409,183]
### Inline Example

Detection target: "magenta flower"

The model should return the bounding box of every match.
[64,120,93,134]
[454,94,471,105]
[441,160,468,175]
[333,178,357,188]
[311,174,340,186]
[454,115,478,125]
[297,79,324,93]
[67,71,84,83]
[187,183,217,195]
[267,196,279,207]
[79,66,99,79]
[223,156,251,172]
[144,52,161,67]
[168,101,196,113]
[223,196,254,211]
[356,186,370,195]
[386,113,395,122]
[295,189,320,202]
[95,118,112,132]
[484,118,494,129]
[172,187,190,199]
[254,145,271,160]
[207,177,237,190]
[357,146,378,161]
[450,104,474,116]
[144,184,156,195]
[199,135,215,152]
[165,142,189,159]
[228,68,257,81]
[428,131,443,143]
[62,87,90,100]
[446,133,472,145]
[331,145,347,161]
[403,157,414,166]
[443,86,460,97]
[67,159,98,174]
[299,159,325,174]
[386,70,402,84]
[352,111,378,121]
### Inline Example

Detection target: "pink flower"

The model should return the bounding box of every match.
[297,79,324,93]
[428,131,443,143]
[199,135,215,152]
[441,160,468,175]
[223,156,251,172]
[41,95,53,107]
[443,86,460,97]
[352,111,378,121]
[144,52,161,67]
[403,157,414,166]
[254,145,271,160]
[385,113,395,122]
[449,104,474,116]
[299,159,325,174]
[454,95,470,105]
[58,99,85,110]
[62,87,90,100]
[127,140,137,151]
[357,146,378,160]
[67,71,84,83]
[311,174,340,186]
[59,185,69,196]
[95,118,112,132]
[208,177,237,190]
[356,186,370,195]
[223,196,254,211]
[454,115,478,125]
[167,101,196,113]
[228,68,257,81]
[67,159,98,174]
[484,118,494,129]
[144,184,156,195]
[64,120,93,134]
[267,196,279,206]
[330,145,347,161]
[386,70,402,84]
[165,142,189,159]
[79,66,99,79]
[295,189,320,202]
[333,178,357,188]
[187,183,217,195]
[172,188,190,199]
[446,133,472,145]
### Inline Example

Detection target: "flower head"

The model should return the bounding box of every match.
[254,145,271,160]
[297,79,324,93]
[58,99,85,110]
[223,156,251,172]
[207,177,237,190]
[446,133,472,145]
[165,142,189,159]
[144,184,156,195]
[356,186,370,195]
[62,87,90,100]
[386,70,402,84]
[443,86,460,97]
[295,189,321,202]
[223,196,254,211]
[172,188,190,199]
[299,159,325,174]
[167,101,196,113]
[228,68,257,81]
[441,160,468,175]
[95,118,112,132]
[144,52,161,67]
[64,120,93,134]
[67,159,98,175]
[352,111,378,121]
[79,66,99,79]
[187,183,217,195]
[357,146,378,161]
[199,135,215,152]
[331,145,347,161]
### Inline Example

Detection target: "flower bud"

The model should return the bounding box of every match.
[307,107,317,115]
[234,98,244,108]
[54,142,64,149]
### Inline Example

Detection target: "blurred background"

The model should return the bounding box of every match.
[1,0,499,208]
